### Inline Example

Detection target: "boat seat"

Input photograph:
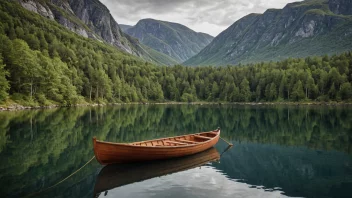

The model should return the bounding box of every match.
[175,139,198,144]
[194,135,212,140]
[164,140,187,145]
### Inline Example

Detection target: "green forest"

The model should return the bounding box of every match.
[0,1,351,106]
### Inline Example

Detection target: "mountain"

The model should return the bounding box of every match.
[17,0,177,65]
[119,24,132,32]
[184,0,352,66]
[123,19,214,62]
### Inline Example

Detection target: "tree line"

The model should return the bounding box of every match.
[0,1,351,105]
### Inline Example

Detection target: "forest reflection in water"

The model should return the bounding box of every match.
[0,104,351,197]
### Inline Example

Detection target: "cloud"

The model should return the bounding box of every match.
[100,0,301,36]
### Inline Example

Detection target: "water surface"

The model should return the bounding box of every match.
[0,105,352,197]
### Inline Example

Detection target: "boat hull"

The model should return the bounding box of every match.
[93,129,220,165]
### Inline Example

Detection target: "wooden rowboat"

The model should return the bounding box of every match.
[94,147,220,196]
[93,128,220,165]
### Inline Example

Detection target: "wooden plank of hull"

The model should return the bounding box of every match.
[93,129,220,165]
[94,147,220,195]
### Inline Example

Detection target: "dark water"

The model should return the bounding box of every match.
[1,105,352,198]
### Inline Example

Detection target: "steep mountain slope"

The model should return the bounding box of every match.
[123,19,214,62]
[185,0,352,66]
[119,24,132,32]
[17,0,177,65]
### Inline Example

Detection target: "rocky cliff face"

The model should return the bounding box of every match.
[68,0,134,53]
[17,0,177,65]
[185,0,352,66]
[124,19,214,63]
[18,0,128,50]
[328,0,352,15]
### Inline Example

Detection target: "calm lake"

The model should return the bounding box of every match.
[1,105,352,198]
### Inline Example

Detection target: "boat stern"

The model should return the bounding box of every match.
[93,137,104,165]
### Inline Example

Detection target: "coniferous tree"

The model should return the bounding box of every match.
[239,78,251,102]
[291,80,305,101]
[0,55,9,102]
[339,82,352,100]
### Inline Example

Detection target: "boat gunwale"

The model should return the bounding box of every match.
[95,129,220,149]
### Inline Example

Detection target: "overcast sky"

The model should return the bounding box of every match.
[100,0,302,37]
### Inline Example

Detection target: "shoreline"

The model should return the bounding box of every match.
[1,101,352,111]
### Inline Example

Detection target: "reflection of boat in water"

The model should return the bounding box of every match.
[93,147,220,196]
[93,128,220,164]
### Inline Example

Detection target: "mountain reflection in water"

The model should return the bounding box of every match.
[0,105,351,198]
